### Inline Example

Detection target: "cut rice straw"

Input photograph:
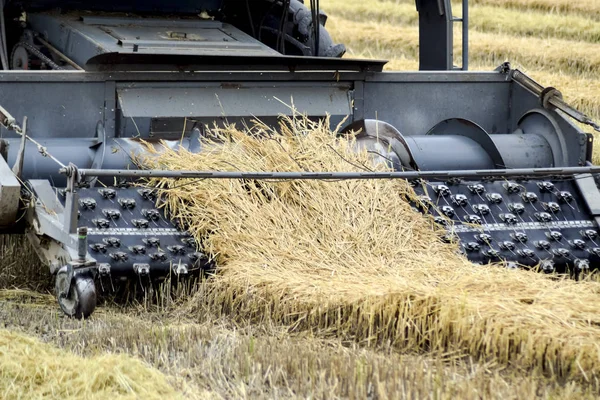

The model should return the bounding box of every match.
[144,114,600,386]
[0,329,184,400]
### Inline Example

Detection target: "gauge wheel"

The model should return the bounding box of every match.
[55,267,97,319]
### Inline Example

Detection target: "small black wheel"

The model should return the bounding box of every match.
[55,267,97,319]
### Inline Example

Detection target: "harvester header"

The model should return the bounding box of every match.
[0,0,599,318]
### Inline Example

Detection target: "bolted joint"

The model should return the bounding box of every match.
[574,259,590,273]
[540,260,555,274]
[133,263,150,276]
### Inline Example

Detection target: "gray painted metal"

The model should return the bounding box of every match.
[416,0,454,71]
[518,109,567,166]
[401,135,496,170]
[413,0,468,70]
[27,14,281,67]
[0,71,370,82]
[0,70,509,83]
[0,68,588,185]
[575,174,600,227]
[348,117,557,172]
[27,180,76,248]
[461,0,468,70]
[489,134,553,168]
[509,85,585,167]
[9,0,223,14]
[71,165,600,181]
[425,118,504,167]
[0,82,105,139]
[363,80,511,136]
[117,84,352,118]
[1,137,201,185]
[25,13,382,72]
[0,154,19,227]
[27,179,90,266]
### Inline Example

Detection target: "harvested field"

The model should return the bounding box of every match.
[326,2,600,42]
[0,290,597,399]
[470,0,600,17]
[0,235,50,291]
[0,322,185,399]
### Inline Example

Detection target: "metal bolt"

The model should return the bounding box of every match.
[499,213,518,224]
[521,192,538,203]
[508,203,525,214]
[503,182,520,194]
[511,232,528,243]
[464,215,482,225]
[98,188,116,199]
[534,212,553,222]
[537,181,555,192]
[451,194,468,206]
[468,184,485,194]
[475,233,492,244]
[486,193,503,204]
[545,231,563,241]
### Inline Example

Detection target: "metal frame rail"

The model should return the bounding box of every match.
[65,166,600,181]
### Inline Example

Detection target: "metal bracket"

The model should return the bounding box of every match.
[64,226,96,297]
[415,0,468,71]
[574,173,600,227]
[0,105,17,129]
[63,164,81,234]
[510,69,600,133]
[0,154,20,228]
[12,117,27,180]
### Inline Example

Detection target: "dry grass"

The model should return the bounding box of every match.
[328,15,600,78]
[0,327,184,399]
[143,115,600,388]
[376,0,600,18]
[469,0,600,18]
[326,0,600,42]
[0,290,596,399]
[0,235,51,291]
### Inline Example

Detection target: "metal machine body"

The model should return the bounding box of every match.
[0,0,599,318]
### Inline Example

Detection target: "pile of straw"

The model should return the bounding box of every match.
[146,115,600,384]
[0,329,182,399]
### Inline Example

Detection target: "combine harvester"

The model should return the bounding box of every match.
[0,0,599,318]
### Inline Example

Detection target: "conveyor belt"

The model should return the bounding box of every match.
[412,178,599,272]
